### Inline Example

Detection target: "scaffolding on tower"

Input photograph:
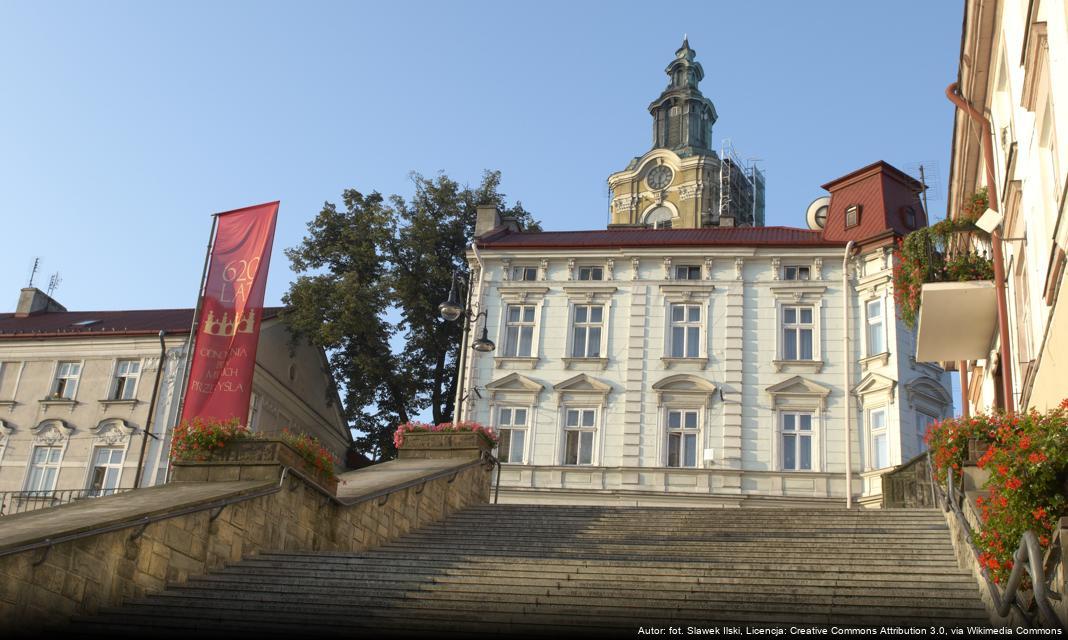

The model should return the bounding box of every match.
[718,140,765,227]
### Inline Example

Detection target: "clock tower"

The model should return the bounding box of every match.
[608,39,764,229]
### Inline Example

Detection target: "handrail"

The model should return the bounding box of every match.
[927,453,1064,628]
[0,456,492,561]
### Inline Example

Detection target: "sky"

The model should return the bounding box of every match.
[0,0,965,314]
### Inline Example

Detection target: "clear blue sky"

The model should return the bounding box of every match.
[1,0,964,312]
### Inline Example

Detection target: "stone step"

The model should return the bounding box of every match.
[212,561,977,584]
[175,572,983,599]
[129,588,987,619]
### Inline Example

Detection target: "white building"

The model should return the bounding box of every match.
[0,287,351,512]
[458,43,954,507]
[941,0,1068,415]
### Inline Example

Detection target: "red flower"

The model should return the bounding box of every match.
[1033,506,1047,520]
[1028,451,1047,464]
[1005,477,1022,491]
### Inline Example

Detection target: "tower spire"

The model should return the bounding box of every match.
[648,39,717,155]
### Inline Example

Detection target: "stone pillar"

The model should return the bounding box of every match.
[621,284,648,469]
[720,284,745,493]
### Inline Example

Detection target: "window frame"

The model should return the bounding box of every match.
[502,303,537,358]
[865,298,886,357]
[664,408,701,468]
[667,303,703,359]
[570,304,605,359]
[674,265,702,281]
[576,266,604,281]
[495,405,531,465]
[845,204,861,228]
[110,358,142,401]
[86,445,126,496]
[50,360,83,400]
[783,265,810,281]
[509,266,538,282]
[24,445,64,494]
[868,406,889,470]
[561,406,598,466]
[779,411,816,472]
[781,305,815,361]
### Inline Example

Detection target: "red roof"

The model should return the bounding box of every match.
[476,226,846,250]
[0,307,283,339]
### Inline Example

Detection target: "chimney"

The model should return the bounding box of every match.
[475,204,502,237]
[15,287,66,318]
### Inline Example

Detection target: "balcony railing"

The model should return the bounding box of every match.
[0,488,133,517]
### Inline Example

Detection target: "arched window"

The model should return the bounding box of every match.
[644,206,673,229]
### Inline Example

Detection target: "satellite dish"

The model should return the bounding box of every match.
[805,196,831,230]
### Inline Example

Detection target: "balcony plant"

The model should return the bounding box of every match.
[169,417,253,462]
[926,399,1068,584]
[393,420,498,449]
[893,189,995,329]
[279,428,339,481]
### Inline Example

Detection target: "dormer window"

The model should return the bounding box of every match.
[845,204,861,228]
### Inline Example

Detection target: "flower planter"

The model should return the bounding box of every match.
[398,431,494,460]
[915,280,997,362]
[173,439,338,496]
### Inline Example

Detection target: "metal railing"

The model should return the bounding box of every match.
[0,488,134,517]
[927,453,1064,629]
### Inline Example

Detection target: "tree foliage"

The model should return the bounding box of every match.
[283,171,538,460]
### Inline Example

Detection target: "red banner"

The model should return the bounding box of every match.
[180,201,279,424]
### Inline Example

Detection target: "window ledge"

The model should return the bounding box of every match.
[39,398,77,405]
[860,352,890,370]
[563,357,609,370]
[772,359,823,373]
[99,398,140,406]
[494,357,539,370]
[0,400,16,408]
[661,357,708,370]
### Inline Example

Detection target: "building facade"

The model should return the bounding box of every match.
[460,44,953,508]
[0,288,351,511]
[945,0,1067,414]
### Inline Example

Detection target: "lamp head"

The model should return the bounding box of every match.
[438,276,463,321]
[472,325,495,353]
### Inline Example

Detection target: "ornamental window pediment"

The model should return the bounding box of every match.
[904,377,952,411]
[552,373,612,407]
[562,285,617,304]
[652,374,717,409]
[765,376,831,409]
[769,283,827,304]
[852,372,897,407]
[92,419,135,445]
[496,285,549,304]
[32,419,73,446]
[485,373,544,404]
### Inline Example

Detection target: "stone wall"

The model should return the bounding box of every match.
[0,441,492,631]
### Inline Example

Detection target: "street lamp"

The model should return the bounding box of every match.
[439,270,494,425]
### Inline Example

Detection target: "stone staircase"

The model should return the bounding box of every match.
[65,504,990,636]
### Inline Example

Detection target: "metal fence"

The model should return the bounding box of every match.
[0,488,133,517]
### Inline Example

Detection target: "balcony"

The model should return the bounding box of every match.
[915,281,997,362]
[0,488,132,516]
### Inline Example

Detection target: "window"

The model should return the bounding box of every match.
[674,265,701,280]
[781,412,813,471]
[496,407,528,464]
[577,266,603,281]
[503,305,536,357]
[563,408,596,465]
[88,447,124,496]
[50,361,81,400]
[645,206,674,229]
[783,266,810,281]
[916,412,938,454]
[782,307,814,360]
[110,359,140,400]
[669,304,701,358]
[571,305,604,358]
[866,299,885,356]
[845,205,860,228]
[510,266,537,282]
[870,408,888,469]
[25,446,63,493]
[666,410,699,468]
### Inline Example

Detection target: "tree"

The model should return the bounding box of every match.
[283,170,538,460]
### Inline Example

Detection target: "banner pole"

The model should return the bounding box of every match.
[176,214,220,423]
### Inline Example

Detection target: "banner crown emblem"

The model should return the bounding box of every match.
[201,309,257,337]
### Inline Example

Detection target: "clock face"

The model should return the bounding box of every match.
[647,165,674,190]
[814,205,828,229]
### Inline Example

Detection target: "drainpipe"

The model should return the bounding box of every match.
[843,240,855,509]
[945,83,1015,416]
[959,360,970,419]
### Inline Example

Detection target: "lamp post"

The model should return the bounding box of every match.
[439,270,494,427]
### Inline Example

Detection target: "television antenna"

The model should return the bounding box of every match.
[27,257,40,288]
[47,272,62,297]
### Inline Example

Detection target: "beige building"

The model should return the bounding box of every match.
[945,0,1067,413]
[0,288,351,512]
